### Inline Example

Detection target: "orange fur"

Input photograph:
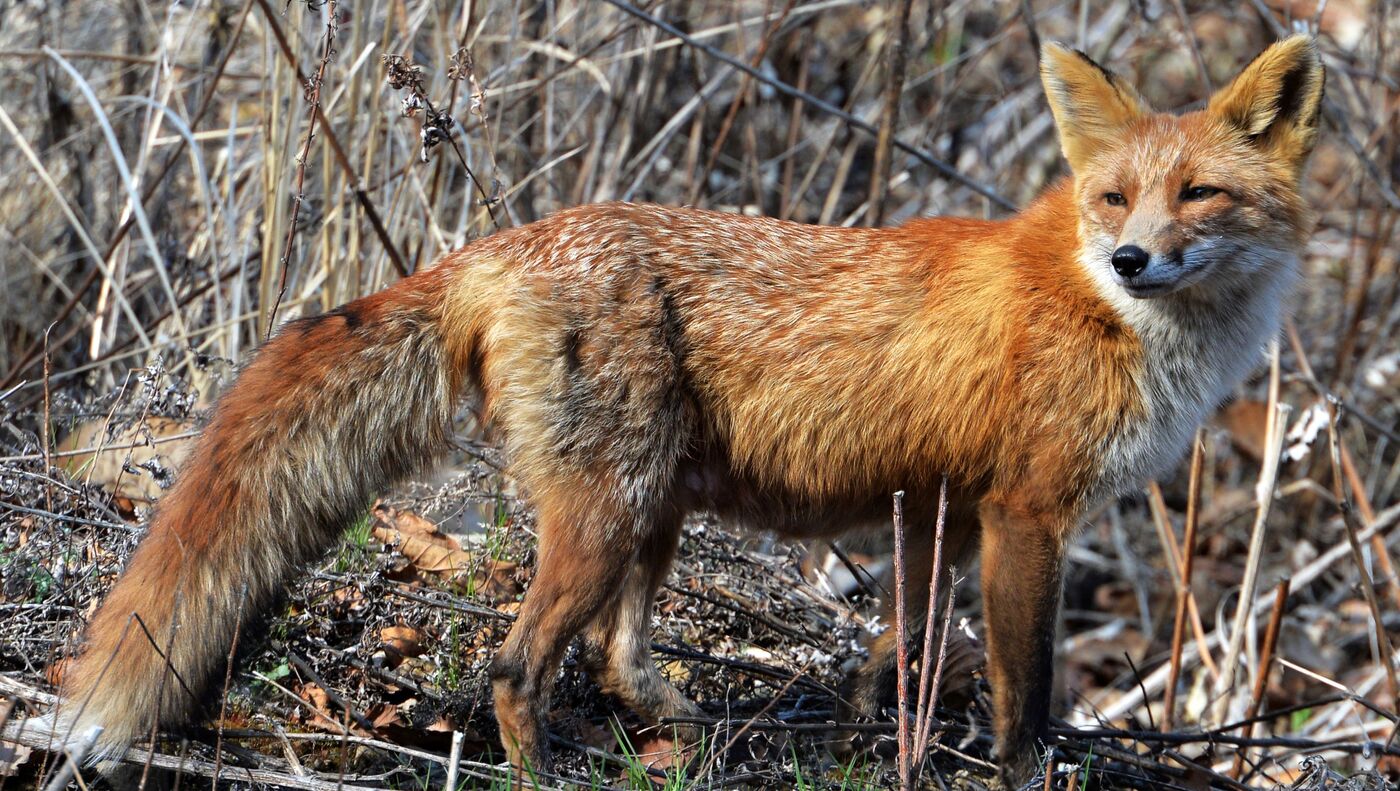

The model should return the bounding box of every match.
[55,36,1322,786]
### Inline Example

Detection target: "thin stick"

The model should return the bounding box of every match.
[1212,343,1289,726]
[891,490,911,791]
[687,0,797,206]
[0,0,254,390]
[252,0,409,278]
[1146,482,1219,680]
[1162,429,1204,732]
[41,327,52,515]
[1286,319,1400,445]
[39,724,103,791]
[41,47,190,344]
[915,568,957,778]
[1098,502,1400,722]
[0,431,201,464]
[211,585,248,791]
[911,477,948,765]
[1340,443,1400,611]
[1231,579,1289,778]
[1327,404,1400,712]
[867,0,914,226]
[444,729,464,791]
[267,0,340,336]
[1167,0,1212,94]
[286,652,376,733]
[139,591,186,791]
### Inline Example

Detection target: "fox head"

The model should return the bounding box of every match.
[1040,36,1324,299]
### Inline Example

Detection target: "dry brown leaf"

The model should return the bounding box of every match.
[365,702,405,730]
[472,558,521,600]
[380,505,451,543]
[379,624,425,667]
[932,624,984,710]
[112,495,138,521]
[373,524,473,576]
[423,715,456,733]
[1216,399,1269,462]
[295,683,343,733]
[371,502,480,578]
[659,659,690,685]
[373,502,457,546]
[331,585,366,610]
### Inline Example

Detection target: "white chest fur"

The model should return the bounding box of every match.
[1081,248,1300,504]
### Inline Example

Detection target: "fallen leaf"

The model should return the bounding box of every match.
[295,683,342,733]
[380,624,425,667]
[373,517,475,577]
[112,496,138,521]
[365,702,405,729]
[332,585,366,610]
[58,416,193,502]
[659,659,690,685]
[931,619,984,709]
[471,558,521,601]
[1216,399,1269,462]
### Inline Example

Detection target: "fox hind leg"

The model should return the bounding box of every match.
[488,496,640,777]
[580,513,703,740]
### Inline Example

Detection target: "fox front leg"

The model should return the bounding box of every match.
[978,498,1069,787]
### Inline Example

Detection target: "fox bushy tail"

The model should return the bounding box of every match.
[55,265,472,759]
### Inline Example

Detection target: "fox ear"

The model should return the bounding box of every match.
[1040,42,1148,173]
[1207,35,1325,168]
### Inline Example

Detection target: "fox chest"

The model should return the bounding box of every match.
[1089,314,1275,505]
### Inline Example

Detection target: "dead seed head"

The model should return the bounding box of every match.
[447,47,473,82]
[420,107,454,163]
[382,54,424,94]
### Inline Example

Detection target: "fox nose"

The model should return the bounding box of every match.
[1111,245,1150,277]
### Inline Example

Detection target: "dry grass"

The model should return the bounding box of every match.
[0,0,1398,788]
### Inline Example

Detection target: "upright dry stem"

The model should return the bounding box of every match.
[1211,342,1288,727]
[891,490,911,791]
[911,477,949,770]
[1162,429,1204,732]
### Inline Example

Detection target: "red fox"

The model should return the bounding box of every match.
[48,35,1322,786]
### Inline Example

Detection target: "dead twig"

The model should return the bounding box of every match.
[266,0,340,336]
[867,0,914,226]
[911,477,949,777]
[891,490,912,790]
[1230,579,1288,778]
[1162,429,1204,732]
[1327,403,1400,713]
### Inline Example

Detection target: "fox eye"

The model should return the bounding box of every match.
[1180,185,1222,201]
[1103,192,1127,207]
